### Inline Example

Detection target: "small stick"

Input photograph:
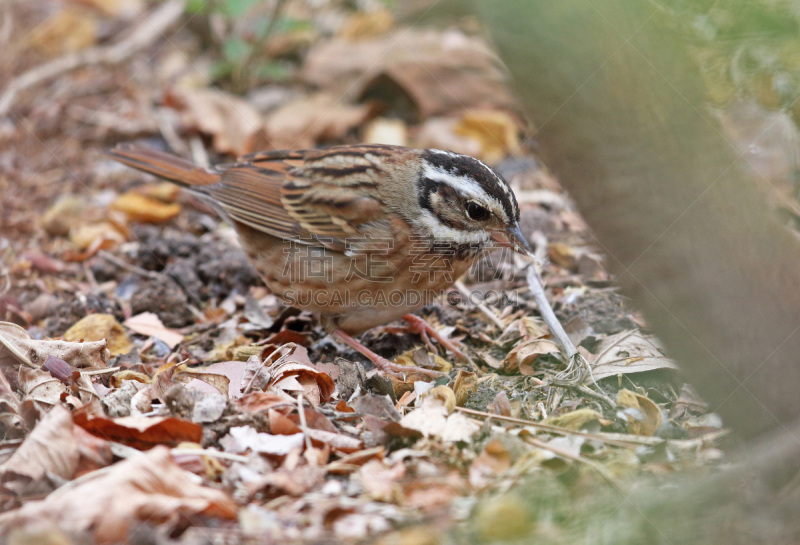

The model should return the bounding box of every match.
[81,366,121,377]
[98,250,161,280]
[171,448,250,463]
[296,393,314,452]
[524,257,613,408]
[454,280,505,330]
[455,406,642,448]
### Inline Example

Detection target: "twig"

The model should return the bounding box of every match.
[81,366,121,377]
[98,250,161,280]
[242,343,296,394]
[189,136,210,167]
[171,447,250,463]
[296,393,314,452]
[454,280,505,330]
[455,406,642,448]
[0,0,185,118]
[524,259,601,385]
[523,434,618,486]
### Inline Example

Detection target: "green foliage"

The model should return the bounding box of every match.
[183,0,297,91]
[657,0,800,112]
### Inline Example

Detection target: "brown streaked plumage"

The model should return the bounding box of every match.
[108,143,532,377]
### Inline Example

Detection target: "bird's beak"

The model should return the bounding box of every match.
[491,223,533,256]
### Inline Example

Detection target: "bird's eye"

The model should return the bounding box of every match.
[466,201,490,221]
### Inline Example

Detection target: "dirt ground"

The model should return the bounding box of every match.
[6,1,792,543]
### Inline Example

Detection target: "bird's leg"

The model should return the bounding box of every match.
[334,329,445,378]
[402,314,468,361]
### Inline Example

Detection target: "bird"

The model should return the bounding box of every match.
[108,143,532,377]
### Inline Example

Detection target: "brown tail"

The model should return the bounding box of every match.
[107,144,219,188]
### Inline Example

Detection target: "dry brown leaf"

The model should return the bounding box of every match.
[416,117,484,158]
[64,314,131,356]
[28,8,97,56]
[544,408,607,431]
[123,312,183,348]
[0,322,108,392]
[403,473,464,511]
[72,0,139,17]
[18,366,79,407]
[339,10,394,40]
[453,109,521,163]
[0,406,78,498]
[425,385,456,414]
[68,221,127,251]
[42,195,95,237]
[502,337,560,375]
[0,446,237,543]
[589,330,679,380]
[452,369,478,407]
[74,402,203,449]
[139,181,181,202]
[304,29,515,119]
[547,242,578,269]
[616,389,663,436]
[469,438,511,490]
[358,459,404,503]
[363,117,408,146]
[265,346,335,405]
[110,192,181,224]
[167,87,265,155]
[266,93,372,149]
[399,395,479,443]
[236,391,294,413]
[221,425,304,455]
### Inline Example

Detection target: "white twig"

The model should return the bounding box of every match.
[0,0,185,118]
[524,257,609,404]
[454,280,505,330]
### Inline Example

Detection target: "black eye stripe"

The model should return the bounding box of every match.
[421,150,518,221]
[417,176,438,213]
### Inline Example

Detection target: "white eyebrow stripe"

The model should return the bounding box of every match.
[422,163,493,204]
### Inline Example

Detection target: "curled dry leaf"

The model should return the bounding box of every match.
[589,330,679,381]
[0,446,237,543]
[64,314,131,356]
[0,321,108,376]
[304,29,515,119]
[263,345,335,405]
[616,389,663,436]
[452,369,478,407]
[110,192,181,224]
[502,337,560,375]
[74,401,202,449]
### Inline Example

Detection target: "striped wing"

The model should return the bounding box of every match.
[207,147,393,250]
